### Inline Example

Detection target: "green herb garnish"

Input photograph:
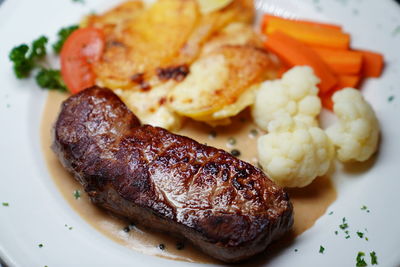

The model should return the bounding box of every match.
[392,26,400,36]
[370,251,378,265]
[38,244,43,248]
[208,130,217,139]
[231,149,241,157]
[227,137,236,146]
[335,231,338,235]
[328,211,334,215]
[340,217,349,230]
[319,246,325,254]
[249,129,258,138]
[53,25,79,53]
[294,249,298,252]
[356,252,367,267]
[388,95,395,102]
[73,190,81,199]
[36,68,67,92]
[9,36,48,79]
[357,231,364,238]
[2,202,9,207]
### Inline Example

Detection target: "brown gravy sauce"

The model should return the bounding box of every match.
[41,91,337,264]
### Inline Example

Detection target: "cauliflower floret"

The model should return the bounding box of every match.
[258,114,334,188]
[326,88,380,162]
[252,66,321,131]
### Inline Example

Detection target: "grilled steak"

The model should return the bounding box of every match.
[52,86,293,262]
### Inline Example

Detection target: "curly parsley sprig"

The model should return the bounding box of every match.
[9,25,78,91]
[9,36,48,78]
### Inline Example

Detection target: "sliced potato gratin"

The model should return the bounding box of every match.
[86,0,278,130]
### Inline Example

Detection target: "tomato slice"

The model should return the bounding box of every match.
[60,27,105,94]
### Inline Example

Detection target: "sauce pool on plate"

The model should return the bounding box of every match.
[41,91,336,263]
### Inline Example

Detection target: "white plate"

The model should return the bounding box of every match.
[1,0,400,266]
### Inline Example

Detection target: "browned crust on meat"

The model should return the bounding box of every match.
[52,86,293,262]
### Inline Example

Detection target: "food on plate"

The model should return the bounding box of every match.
[168,45,276,125]
[73,0,268,129]
[253,66,334,188]
[326,88,380,162]
[60,27,105,94]
[252,66,322,131]
[262,14,349,49]
[264,31,338,93]
[7,0,385,262]
[89,0,254,90]
[261,15,385,110]
[359,50,384,78]
[197,0,233,14]
[52,86,294,263]
[311,47,363,75]
[258,114,334,188]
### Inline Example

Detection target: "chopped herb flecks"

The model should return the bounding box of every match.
[370,251,378,265]
[64,224,73,230]
[208,130,217,139]
[339,217,349,230]
[227,137,237,146]
[357,231,364,238]
[38,244,43,248]
[392,26,400,36]
[294,249,298,252]
[319,245,325,254]
[231,149,241,157]
[328,211,334,215]
[249,129,258,138]
[73,190,81,199]
[388,95,395,103]
[335,231,338,235]
[158,244,165,250]
[2,202,9,207]
[356,252,367,267]
[361,205,370,212]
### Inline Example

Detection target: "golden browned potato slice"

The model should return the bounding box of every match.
[93,0,200,89]
[176,0,254,64]
[200,22,264,55]
[116,81,183,131]
[168,45,277,122]
[83,1,145,30]
[92,0,255,89]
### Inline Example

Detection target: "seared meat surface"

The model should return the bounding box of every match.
[52,86,293,262]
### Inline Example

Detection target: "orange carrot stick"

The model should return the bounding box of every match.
[264,31,338,93]
[277,65,290,78]
[320,75,361,110]
[263,15,350,49]
[262,14,342,32]
[337,74,361,89]
[357,50,384,78]
[319,90,335,111]
[312,47,363,75]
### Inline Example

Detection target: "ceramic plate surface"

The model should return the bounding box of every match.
[0,0,400,266]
